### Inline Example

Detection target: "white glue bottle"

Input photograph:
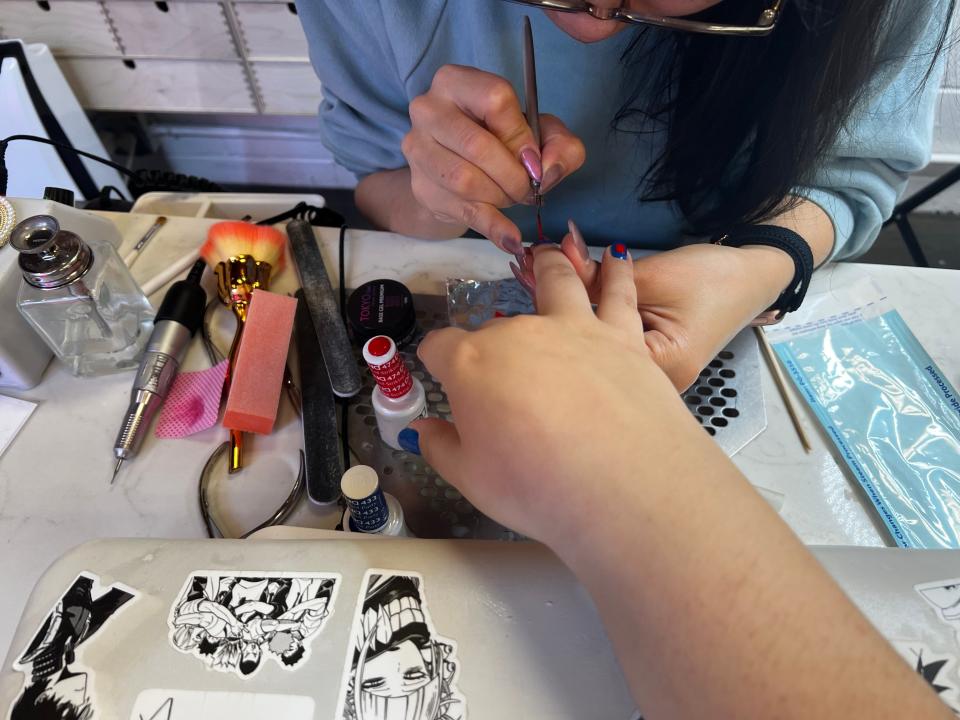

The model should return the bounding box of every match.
[341,465,410,536]
[362,335,427,451]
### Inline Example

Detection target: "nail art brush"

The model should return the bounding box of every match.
[522,17,549,242]
[123,216,167,268]
[522,16,541,198]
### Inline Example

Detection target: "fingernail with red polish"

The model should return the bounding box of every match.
[567,219,589,262]
[502,235,523,255]
[519,147,543,185]
[542,164,563,192]
[611,243,629,260]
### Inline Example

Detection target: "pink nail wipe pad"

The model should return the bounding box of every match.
[155,359,229,439]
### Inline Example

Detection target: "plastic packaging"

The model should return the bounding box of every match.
[769,280,960,549]
[445,277,534,329]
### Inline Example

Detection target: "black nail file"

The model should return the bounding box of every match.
[286,219,362,398]
[294,289,343,504]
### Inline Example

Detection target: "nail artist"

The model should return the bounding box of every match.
[298,0,951,390]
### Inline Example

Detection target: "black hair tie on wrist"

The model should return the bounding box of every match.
[712,224,814,319]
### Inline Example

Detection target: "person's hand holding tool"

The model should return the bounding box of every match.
[401,64,585,254]
[408,246,951,720]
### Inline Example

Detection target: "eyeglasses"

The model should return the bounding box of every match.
[503,0,785,37]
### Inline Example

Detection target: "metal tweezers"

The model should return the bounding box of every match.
[523,15,543,208]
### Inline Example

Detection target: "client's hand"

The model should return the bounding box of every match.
[411,246,951,720]
[411,244,704,546]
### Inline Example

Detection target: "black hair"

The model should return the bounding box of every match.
[617,0,956,235]
[281,644,306,666]
[197,637,219,656]
[352,576,431,667]
[10,681,90,720]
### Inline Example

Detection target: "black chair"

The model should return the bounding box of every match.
[883,164,960,267]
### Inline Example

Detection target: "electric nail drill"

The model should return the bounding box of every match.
[111,259,207,482]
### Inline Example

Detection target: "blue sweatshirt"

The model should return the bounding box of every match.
[296,0,949,258]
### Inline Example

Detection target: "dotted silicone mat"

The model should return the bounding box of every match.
[348,288,765,540]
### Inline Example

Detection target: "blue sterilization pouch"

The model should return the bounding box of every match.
[769,283,960,549]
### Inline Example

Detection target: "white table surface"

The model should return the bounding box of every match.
[0,211,958,654]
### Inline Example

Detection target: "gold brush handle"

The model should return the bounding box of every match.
[229,429,245,474]
[226,313,247,474]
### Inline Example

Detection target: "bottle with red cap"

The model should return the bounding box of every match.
[362,335,427,450]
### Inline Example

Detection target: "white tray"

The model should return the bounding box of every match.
[130,192,325,223]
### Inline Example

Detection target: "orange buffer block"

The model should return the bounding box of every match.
[223,289,297,435]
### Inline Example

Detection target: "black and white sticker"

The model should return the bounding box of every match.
[916,578,960,627]
[167,571,339,677]
[130,689,314,719]
[335,569,466,720]
[892,640,960,712]
[7,571,138,720]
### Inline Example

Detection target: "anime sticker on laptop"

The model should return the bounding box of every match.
[334,570,466,720]
[167,571,339,677]
[892,640,960,713]
[130,689,315,720]
[7,571,138,720]
[916,578,960,628]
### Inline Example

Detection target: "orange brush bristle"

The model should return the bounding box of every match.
[200,221,286,271]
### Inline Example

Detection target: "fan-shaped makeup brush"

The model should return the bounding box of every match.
[200,221,286,473]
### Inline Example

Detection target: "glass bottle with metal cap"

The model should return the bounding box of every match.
[11,214,153,376]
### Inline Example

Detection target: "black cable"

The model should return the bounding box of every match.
[339,224,348,322]
[1,133,221,198]
[0,140,8,198]
[128,169,221,197]
[338,223,351,473]
[256,201,345,228]
[1,134,135,196]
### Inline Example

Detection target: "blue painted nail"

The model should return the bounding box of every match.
[611,243,628,260]
[398,428,421,455]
